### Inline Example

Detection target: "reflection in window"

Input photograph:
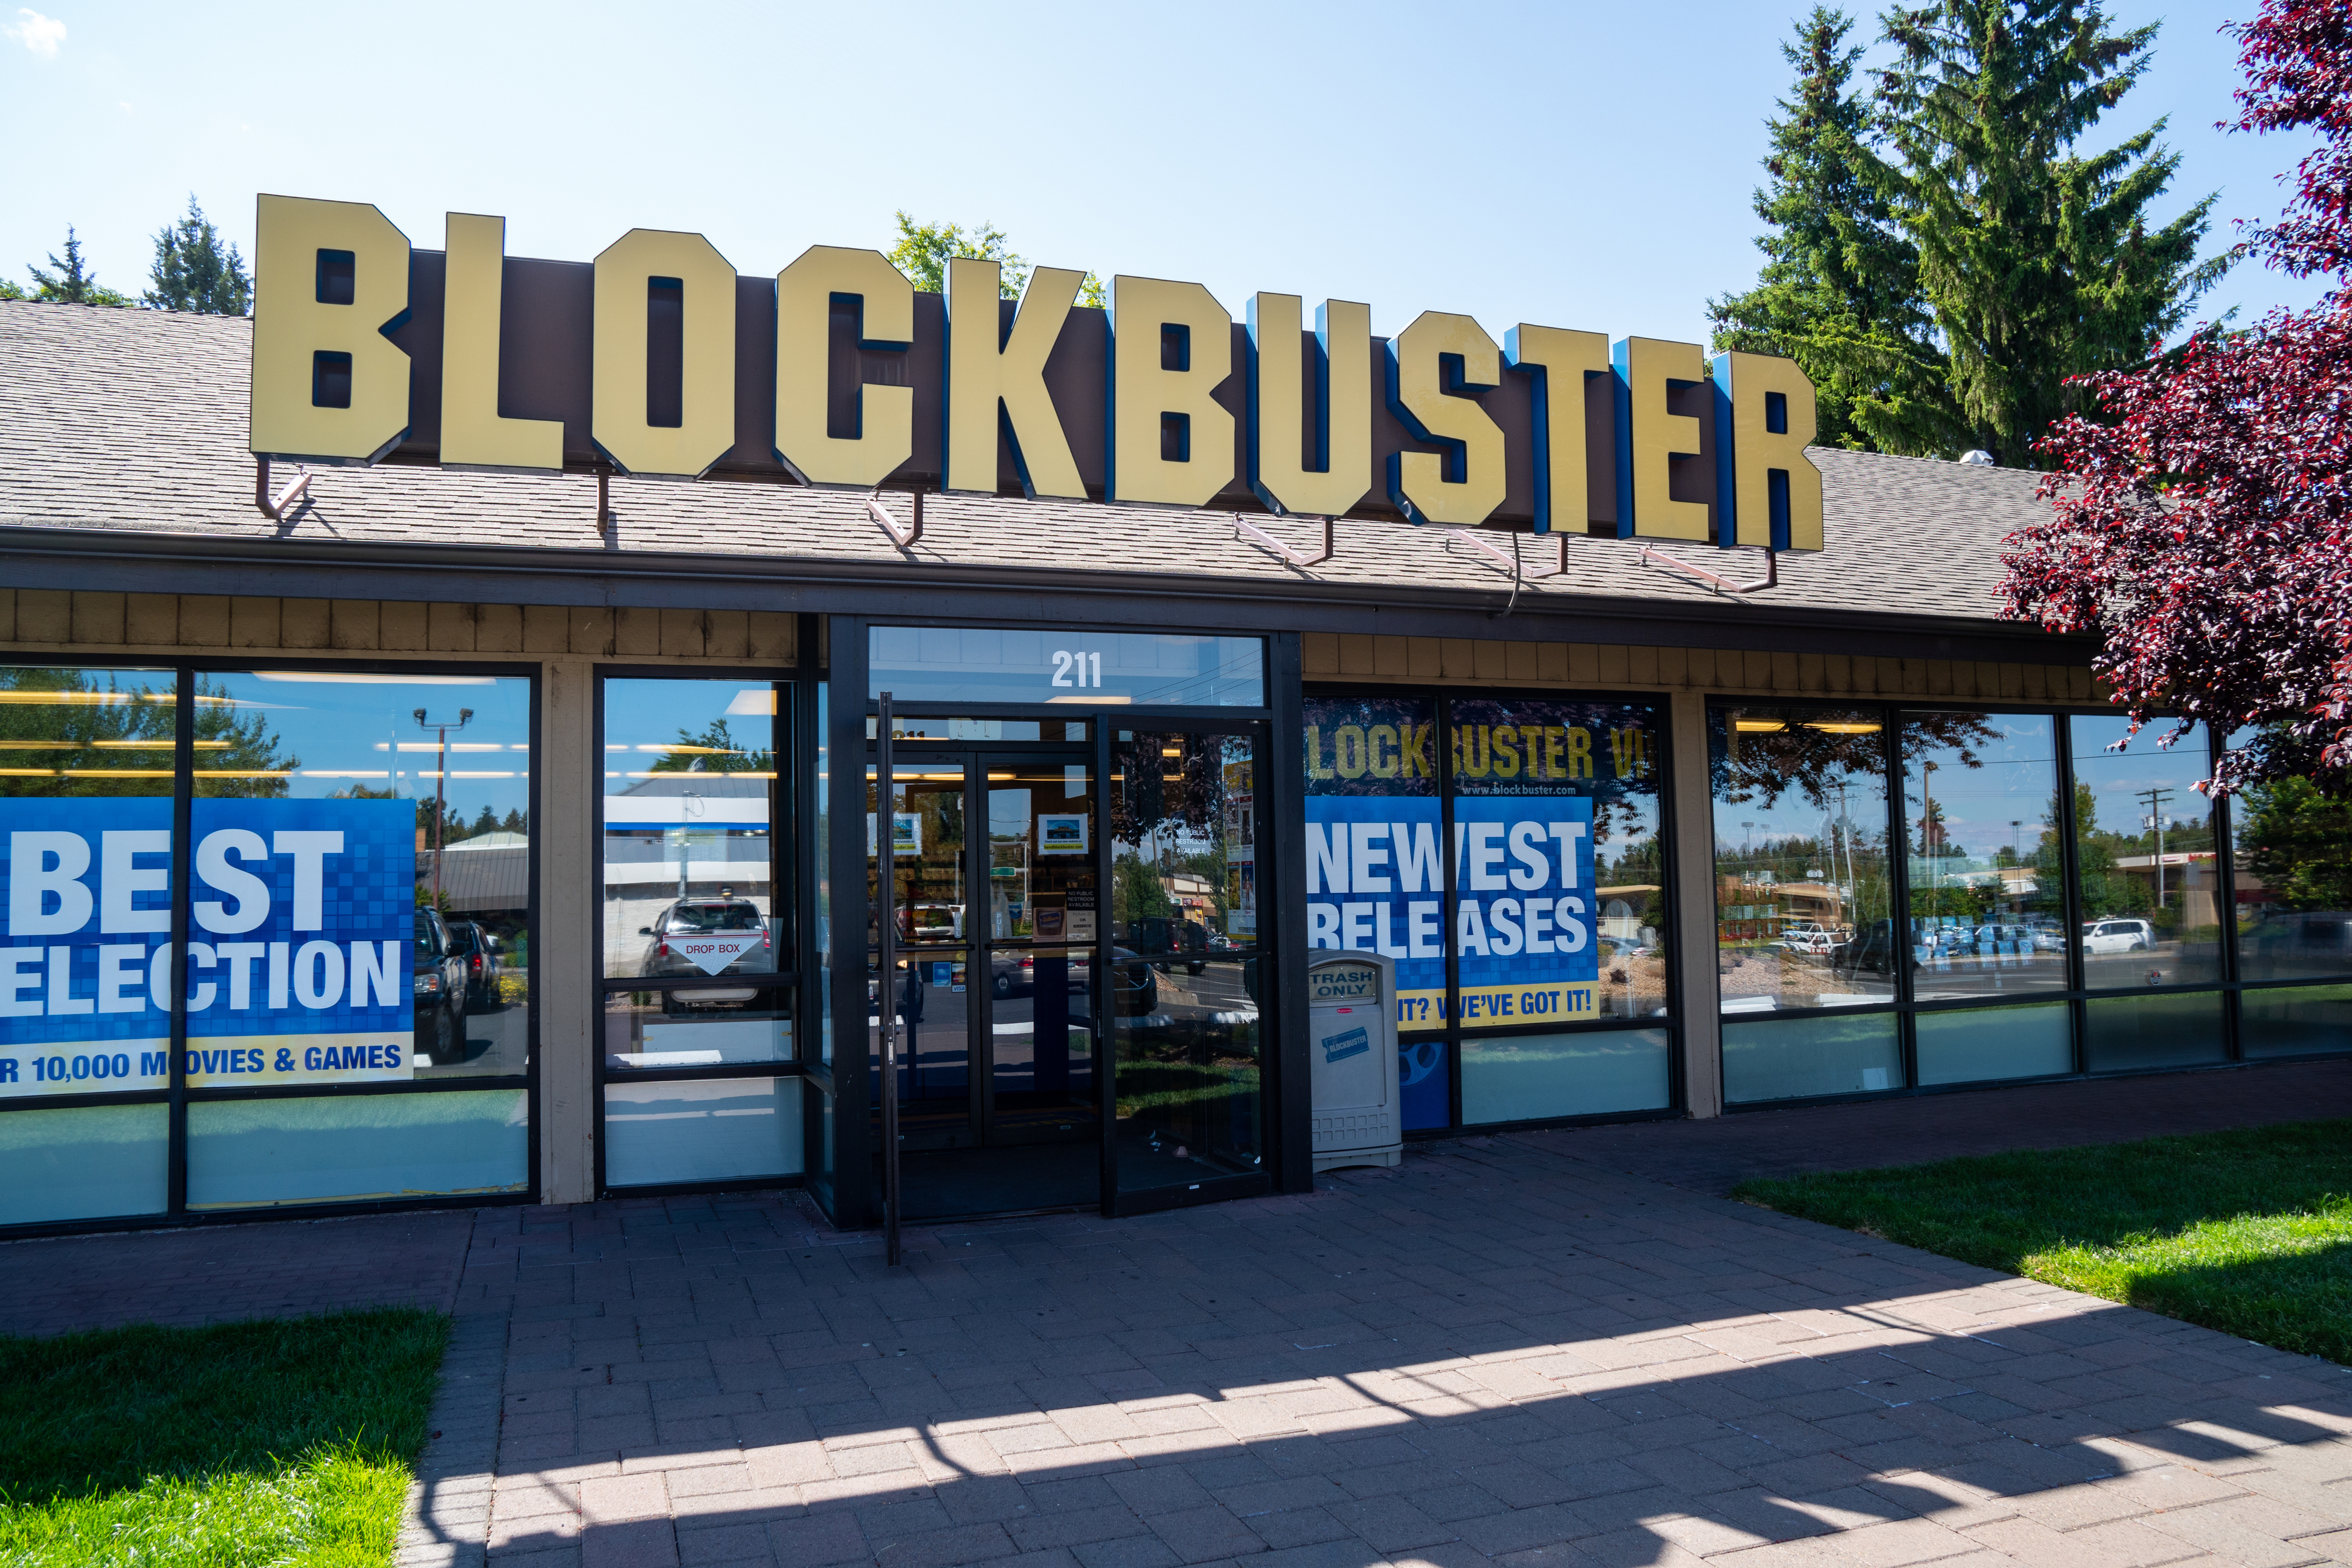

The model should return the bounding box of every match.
[0,667,178,1108]
[2071,717,2220,989]
[2230,744,2352,981]
[1903,713,2069,1005]
[1710,707,1899,1012]
[603,679,777,981]
[193,671,534,1085]
[603,988,793,1070]
[1112,731,1262,1193]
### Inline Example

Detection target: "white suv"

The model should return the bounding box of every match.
[2083,918,2156,954]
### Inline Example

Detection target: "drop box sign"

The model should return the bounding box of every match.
[1,798,416,1096]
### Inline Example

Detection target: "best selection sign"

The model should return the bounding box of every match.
[247,196,1825,552]
[0,798,416,1096]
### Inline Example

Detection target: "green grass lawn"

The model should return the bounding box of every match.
[1733,1118,2352,1365]
[0,1309,449,1568]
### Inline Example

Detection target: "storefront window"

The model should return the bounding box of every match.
[1304,695,1445,1123]
[1304,691,1671,1132]
[2070,717,2222,993]
[1711,704,1904,1102]
[2,666,181,1224]
[598,673,799,1191]
[1112,728,1263,1197]
[1,663,538,1226]
[2229,752,2352,984]
[192,670,534,1084]
[603,679,777,982]
[1711,706,1896,1009]
[1897,713,2076,1086]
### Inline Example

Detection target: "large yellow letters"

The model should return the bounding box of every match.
[1108,276,1235,507]
[1504,325,1608,534]
[1385,312,1506,526]
[775,246,912,487]
[249,195,412,464]
[1246,293,1371,517]
[439,213,563,472]
[1612,336,1710,541]
[946,259,1087,498]
[1712,351,1823,551]
[591,229,736,479]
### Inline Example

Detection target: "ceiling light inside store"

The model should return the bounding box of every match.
[1803,722,1882,734]
[253,672,495,684]
[726,690,776,716]
[1733,720,1786,733]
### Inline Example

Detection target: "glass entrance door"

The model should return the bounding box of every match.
[870,739,1102,1216]
[1108,724,1271,1211]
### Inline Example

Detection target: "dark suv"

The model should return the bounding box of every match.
[413,908,468,1064]
[446,921,503,1012]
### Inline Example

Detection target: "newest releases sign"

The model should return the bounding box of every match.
[247,196,1824,553]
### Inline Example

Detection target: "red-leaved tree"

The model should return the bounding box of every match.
[2000,0,2352,797]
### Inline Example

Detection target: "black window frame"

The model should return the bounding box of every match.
[1706,696,2339,1111]
[1303,680,1685,1139]
[592,660,810,1200]
[0,654,542,1238]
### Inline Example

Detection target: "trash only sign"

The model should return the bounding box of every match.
[1,798,416,1096]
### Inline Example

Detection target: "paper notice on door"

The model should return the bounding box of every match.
[670,932,763,974]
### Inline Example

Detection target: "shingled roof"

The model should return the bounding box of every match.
[0,300,2053,629]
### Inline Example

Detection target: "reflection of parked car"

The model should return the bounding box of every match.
[413,908,467,1064]
[638,898,776,979]
[1834,920,1916,981]
[1777,928,1836,957]
[1109,948,1160,1016]
[446,921,502,1011]
[990,950,1095,998]
[2244,911,2352,968]
[2083,918,2155,954]
[1122,917,1207,975]
[2026,921,2067,952]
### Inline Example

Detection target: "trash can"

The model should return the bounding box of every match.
[1308,950,1401,1172]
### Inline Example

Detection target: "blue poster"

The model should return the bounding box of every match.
[1,798,415,1096]
[1304,795,1446,1024]
[1451,796,1598,1026]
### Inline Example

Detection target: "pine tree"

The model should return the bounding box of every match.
[143,196,251,315]
[1864,0,2229,466]
[26,228,132,307]
[1708,9,1953,452]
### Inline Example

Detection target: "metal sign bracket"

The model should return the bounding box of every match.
[868,486,926,551]
[1233,512,1334,568]
[253,457,312,521]
[1640,545,1778,596]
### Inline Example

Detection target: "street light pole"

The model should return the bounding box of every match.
[413,707,474,909]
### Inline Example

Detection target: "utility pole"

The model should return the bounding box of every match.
[2137,785,2175,913]
[413,706,473,909]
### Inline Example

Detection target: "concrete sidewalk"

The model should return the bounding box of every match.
[6,1064,2351,1567]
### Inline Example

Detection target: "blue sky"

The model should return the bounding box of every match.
[0,1,2326,344]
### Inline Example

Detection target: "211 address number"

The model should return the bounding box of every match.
[1051,651,1103,688]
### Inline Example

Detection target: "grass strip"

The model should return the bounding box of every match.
[0,1308,450,1568]
[1732,1118,2352,1365]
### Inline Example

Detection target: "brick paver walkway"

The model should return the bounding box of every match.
[9,1066,2352,1567]
[387,1135,2352,1568]
[0,1207,475,1337]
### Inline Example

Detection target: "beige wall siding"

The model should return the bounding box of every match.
[0,590,798,666]
[1301,630,2099,704]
